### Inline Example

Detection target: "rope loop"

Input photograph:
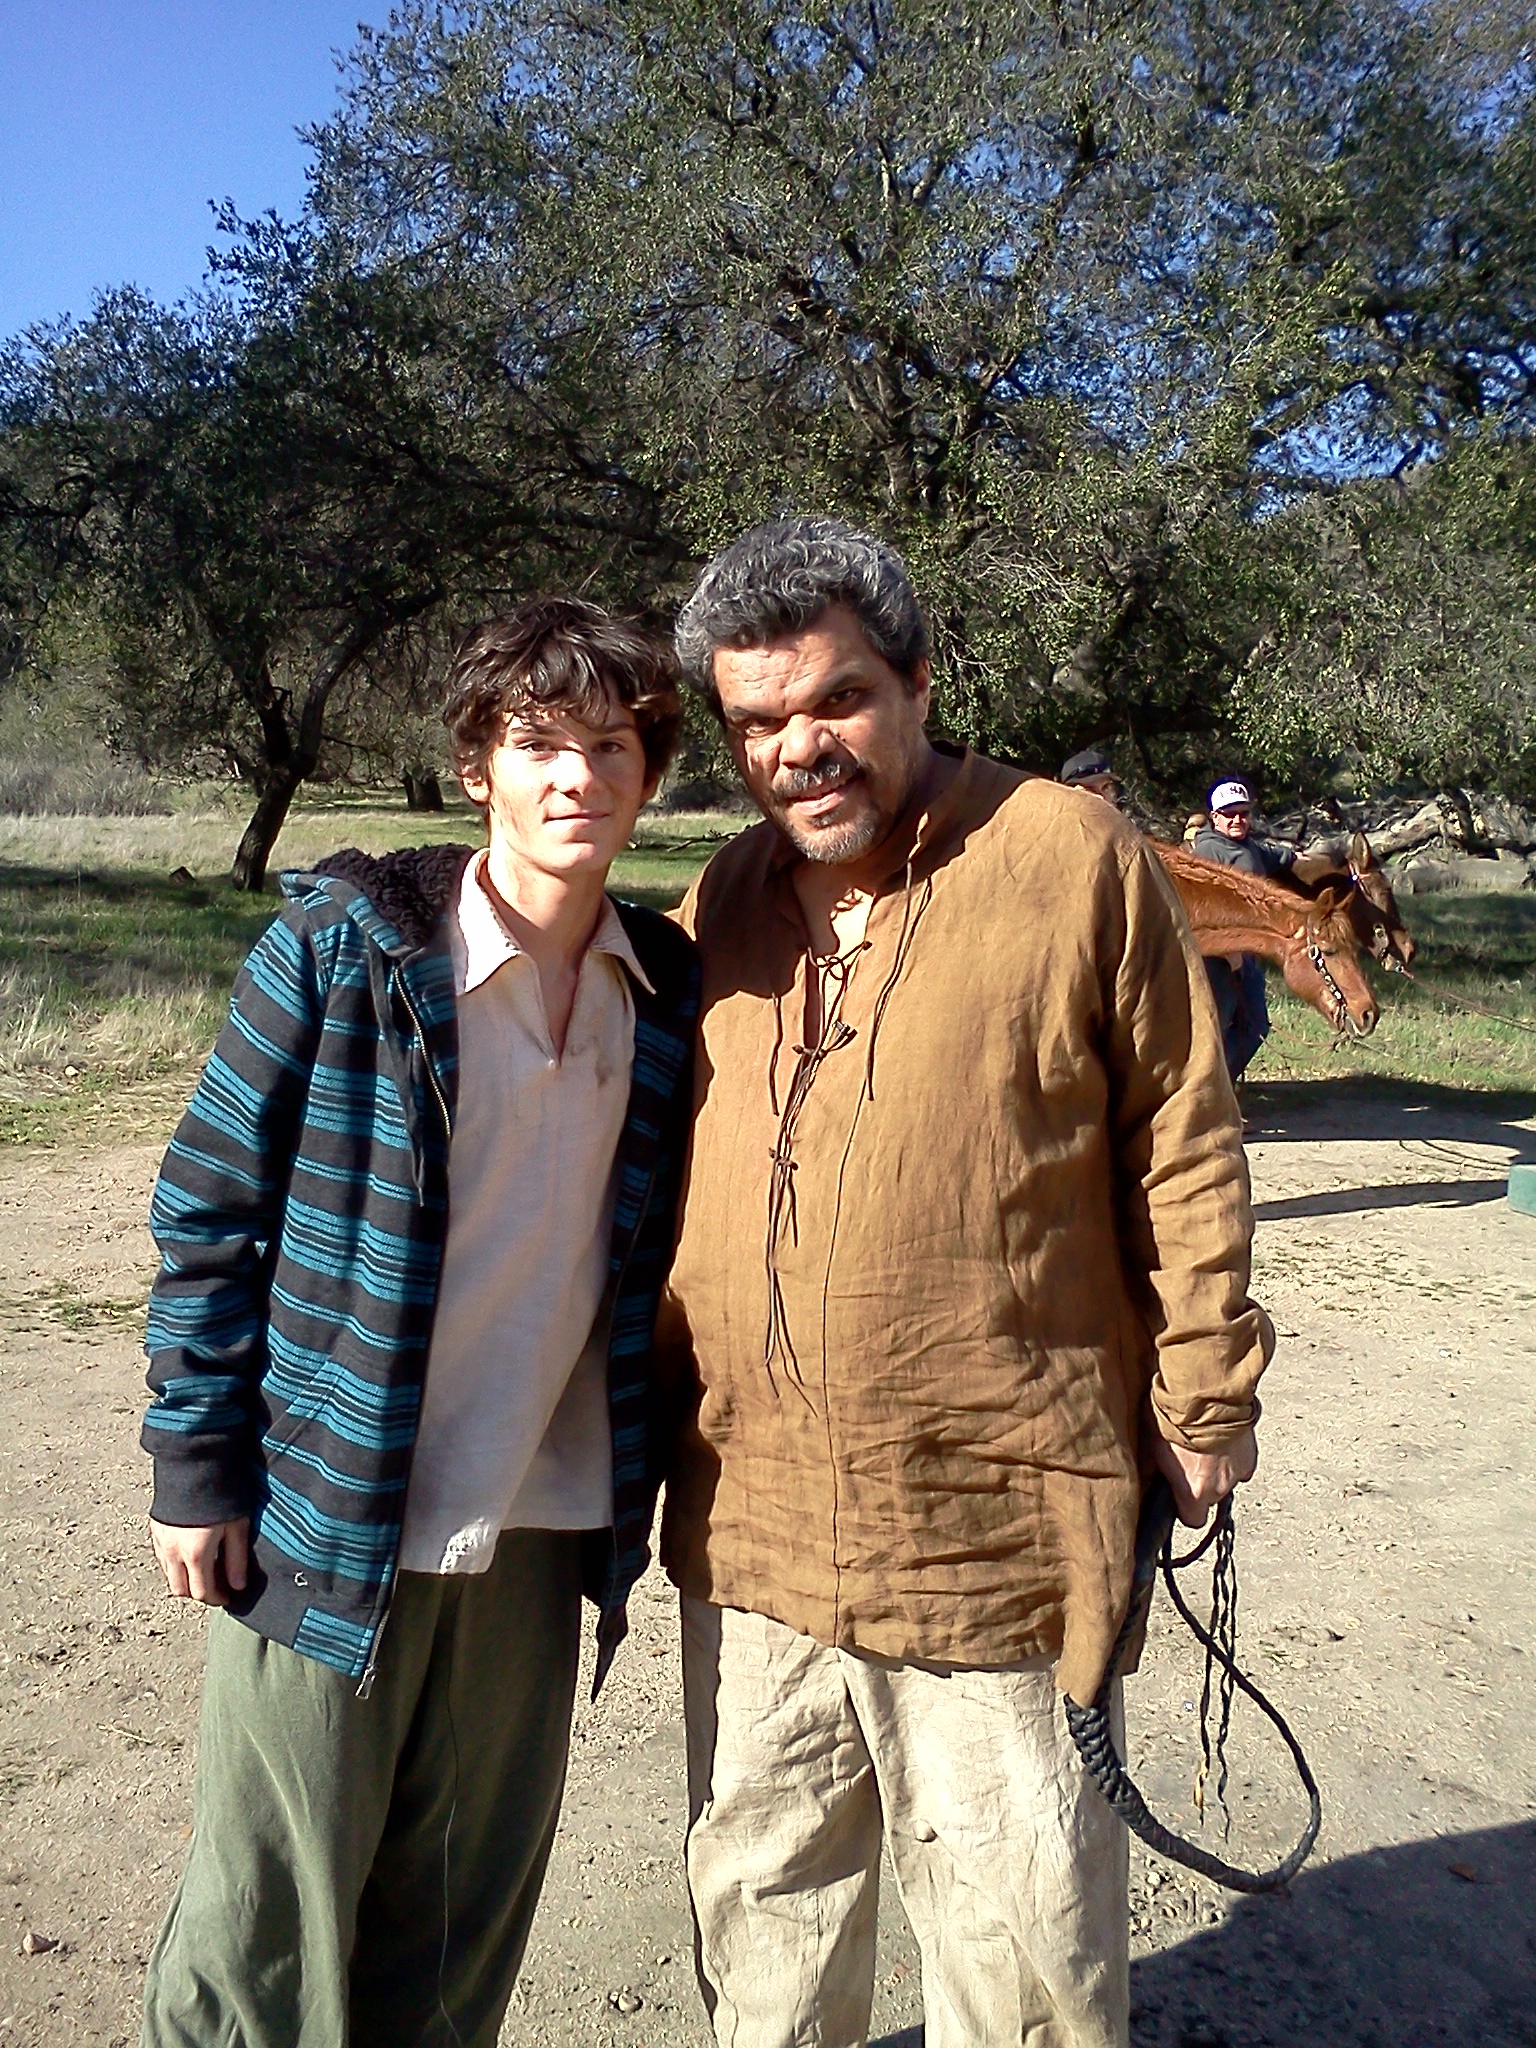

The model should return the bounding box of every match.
[1383,958,1536,1036]
[1065,1477,1322,1895]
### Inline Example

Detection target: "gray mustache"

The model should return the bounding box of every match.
[772,760,857,800]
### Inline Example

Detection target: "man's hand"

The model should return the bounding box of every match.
[1153,1430,1258,1528]
[150,1517,250,1606]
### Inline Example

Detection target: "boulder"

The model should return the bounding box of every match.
[1394,853,1534,895]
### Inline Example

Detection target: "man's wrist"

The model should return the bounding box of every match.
[1150,1394,1262,1457]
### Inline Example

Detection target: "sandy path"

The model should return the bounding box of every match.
[0,1079,1532,2048]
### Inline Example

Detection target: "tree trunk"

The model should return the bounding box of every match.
[403,770,445,812]
[231,770,303,892]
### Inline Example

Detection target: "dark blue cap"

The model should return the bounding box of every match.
[1060,747,1114,785]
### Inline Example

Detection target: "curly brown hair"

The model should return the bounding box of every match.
[442,598,682,790]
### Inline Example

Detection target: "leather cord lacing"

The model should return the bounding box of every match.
[762,852,931,1400]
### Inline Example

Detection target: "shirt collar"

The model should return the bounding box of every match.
[589,893,656,995]
[452,849,655,998]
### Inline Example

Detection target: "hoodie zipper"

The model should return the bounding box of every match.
[355,1600,393,1700]
[356,966,452,1701]
[398,972,453,1141]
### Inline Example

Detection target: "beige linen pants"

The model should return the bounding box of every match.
[682,1599,1129,2048]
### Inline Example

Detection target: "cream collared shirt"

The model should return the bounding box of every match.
[397,851,651,1575]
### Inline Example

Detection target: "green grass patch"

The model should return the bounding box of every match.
[0,1281,148,1334]
[0,865,278,1145]
[610,829,740,911]
[1250,891,1536,1095]
[0,796,743,1144]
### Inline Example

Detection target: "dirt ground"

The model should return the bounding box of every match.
[0,1075,1532,2048]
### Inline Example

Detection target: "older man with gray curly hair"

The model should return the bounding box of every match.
[658,516,1272,2048]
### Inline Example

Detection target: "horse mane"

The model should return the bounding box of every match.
[1151,840,1363,972]
[1152,840,1314,925]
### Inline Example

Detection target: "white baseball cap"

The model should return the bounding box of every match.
[1209,779,1252,812]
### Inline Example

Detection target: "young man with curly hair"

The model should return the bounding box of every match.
[139,599,699,2048]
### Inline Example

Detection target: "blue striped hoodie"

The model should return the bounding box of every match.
[143,843,699,1689]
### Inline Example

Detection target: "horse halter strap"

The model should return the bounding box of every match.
[1297,918,1351,1031]
[1345,867,1396,962]
[1307,941,1349,1026]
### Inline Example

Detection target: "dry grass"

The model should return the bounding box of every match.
[0,794,744,883]
[0,809,248,875]
[0,963,229,1077]
[0,794,747,1144]
[0,869,275,1144]
[1,788,1527,1146]
[0,795,464,878]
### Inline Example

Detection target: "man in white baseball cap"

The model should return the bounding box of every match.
[1191,778,1296,1077]
[1208,778,1253,819]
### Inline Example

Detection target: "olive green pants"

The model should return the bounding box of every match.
[142,1529,585,2048]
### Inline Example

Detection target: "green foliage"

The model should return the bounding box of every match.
[0,239,686,885]
[1,0,1533,828]
[307,0,1536,790]
[1227,438,1536,798]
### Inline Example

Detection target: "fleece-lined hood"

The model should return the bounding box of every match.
[282,842,478,957]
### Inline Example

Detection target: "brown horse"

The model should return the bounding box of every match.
[1291,830,1416,968]
[1183,816,1415,968]
[1153,840,1380,1039]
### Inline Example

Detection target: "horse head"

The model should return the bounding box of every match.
[1282,885,1379,1038]
[1348,831,1416,968]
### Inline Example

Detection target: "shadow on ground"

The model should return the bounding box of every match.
[1243,1076,1536,1159]
[1252,1177,1511,1219]
[870,1821,1536,2048]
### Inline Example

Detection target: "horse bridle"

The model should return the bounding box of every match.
[1324,873,1536,1035]
[1297,917,1356,1036]
[1342,865,1406,967]
[1306,938,1350,1028]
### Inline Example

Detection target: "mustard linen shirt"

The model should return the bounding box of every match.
[660,751,1273,1702]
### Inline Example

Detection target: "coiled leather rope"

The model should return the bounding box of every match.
[1064,1477,1322,1894]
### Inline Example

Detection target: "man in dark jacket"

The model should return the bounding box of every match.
[139,600,699,2048]
[1192,778,1294,1078]
[1058,745,1121,807]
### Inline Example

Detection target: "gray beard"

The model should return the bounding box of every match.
[765,761,891,864]
[777,804,888,864]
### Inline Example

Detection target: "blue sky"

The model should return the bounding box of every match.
[0,2,380,335]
